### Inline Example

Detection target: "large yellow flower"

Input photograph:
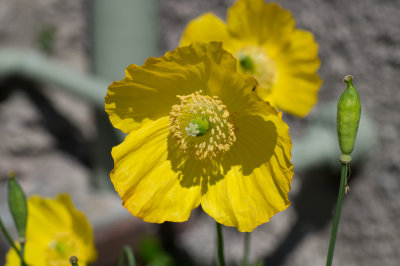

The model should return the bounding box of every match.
[6,194,97,266]
[180,0,321,117]
[105,42,293,232]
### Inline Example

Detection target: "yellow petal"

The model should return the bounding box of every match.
[274,30,321,74]
[270,30,321,117]
[111,117,202,222]
[6,241,47,266]
[227,0,295,57]
[180,13,241,53]
[270,74,321,117]
[201,113,293,232]
[27,195,72,242]
[56,194,98,262]
[105,42,255,133]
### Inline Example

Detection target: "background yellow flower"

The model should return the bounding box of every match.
[6,194,97,266]
[180,0,321,117]
[105,42,293,232]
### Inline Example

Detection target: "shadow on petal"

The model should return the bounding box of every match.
[167,114,278,196]
[222,115,277,175]
[167,135,226,194]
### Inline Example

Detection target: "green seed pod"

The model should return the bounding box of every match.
[8,172,28,238]
[337,75,361,157]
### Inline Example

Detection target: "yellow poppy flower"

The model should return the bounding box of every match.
[180,0,321,117]
[6,194,97,266]
[105,42,293,232]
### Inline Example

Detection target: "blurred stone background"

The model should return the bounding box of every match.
[0,0,399,265]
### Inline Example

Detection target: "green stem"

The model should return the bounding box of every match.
[117,245,136,266]
[241,232,250,266]
[326,163,348,266]
[20,241,26,266]
[216,222,226,266]
[0,217,26,264]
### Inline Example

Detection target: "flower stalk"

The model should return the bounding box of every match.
[327,75,361,265]
[241,232,250,266]
[0,217,26,265]
[216,222,226,266]
[117,246,136,266]
[326,162,348,266]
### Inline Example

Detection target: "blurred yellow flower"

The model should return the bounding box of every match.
[6,194,97,266]
[105,42,293,232]
[180,0,321,117]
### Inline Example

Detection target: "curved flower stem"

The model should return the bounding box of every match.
[326,163,348,266]
[216,222,226,266]
[0,217,26,265]
[117,245,136,266]
[241,232,250,266]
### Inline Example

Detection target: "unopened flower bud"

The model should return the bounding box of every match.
[8,172,28,238]
[337,75,361,161]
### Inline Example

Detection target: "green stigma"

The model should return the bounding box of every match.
[55,242,66,254]
[239,54,255,73]
[186,117,210,137]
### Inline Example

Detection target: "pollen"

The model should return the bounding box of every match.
[169,90,236,160]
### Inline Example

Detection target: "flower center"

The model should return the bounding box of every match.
[237,46,277,94]
[185,117,210,137]
[170,90,236,160]
[46,232,82,266]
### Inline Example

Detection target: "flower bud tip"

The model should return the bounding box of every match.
[343,75,353,83]
[69,256,78,264]
[8,171,16,179]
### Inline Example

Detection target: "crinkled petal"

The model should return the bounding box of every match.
[201,113,293,232]
[105,42,256,133]
[180,13,241,53]
[111,117,202,222]
[268,29,321,116]
[227,0,295,57]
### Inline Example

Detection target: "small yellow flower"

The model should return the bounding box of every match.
[105,42,293,232]
[6,194,97,266]
[180,0,322,117]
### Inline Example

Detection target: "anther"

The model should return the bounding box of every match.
[169,91,236,160]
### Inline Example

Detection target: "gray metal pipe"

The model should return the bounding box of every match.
[92,0,158,82]
[0,49,108,107]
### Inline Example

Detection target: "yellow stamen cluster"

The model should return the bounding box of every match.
[170,90,236,160]
[237,46,277,94]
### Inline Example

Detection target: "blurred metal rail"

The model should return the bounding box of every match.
[0,49,108,107]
